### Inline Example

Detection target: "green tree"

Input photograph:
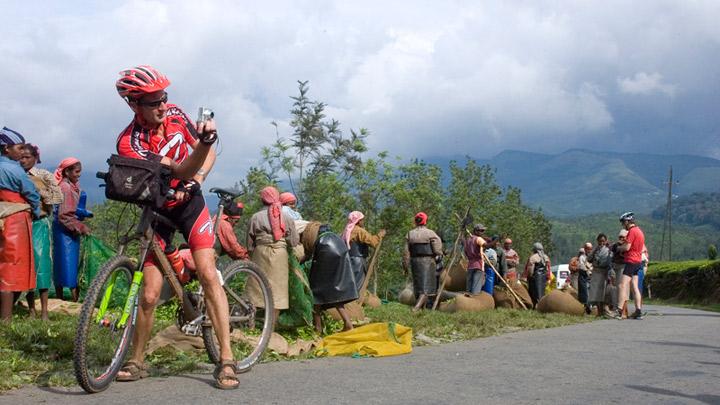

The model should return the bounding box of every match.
[709,244,718,260]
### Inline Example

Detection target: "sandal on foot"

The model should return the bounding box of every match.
[116,361,149,382]
[213,360,239,390]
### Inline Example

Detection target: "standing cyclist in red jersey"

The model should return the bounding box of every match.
[614,212,646,320]
[114,65,238,389]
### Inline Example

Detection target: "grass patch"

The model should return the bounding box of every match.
[365,303,592,344]
[0,301,590,392]
[644,298,720,313]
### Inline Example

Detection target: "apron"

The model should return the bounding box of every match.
[0,190,36,292]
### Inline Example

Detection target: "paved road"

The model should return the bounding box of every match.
[4,305,719,405]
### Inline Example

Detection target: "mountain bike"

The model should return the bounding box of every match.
[73,183,274,393]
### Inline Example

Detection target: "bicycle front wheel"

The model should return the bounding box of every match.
[203,260,274,372]
[74,255,137,393]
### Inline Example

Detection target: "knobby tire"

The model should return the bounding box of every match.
[202,260,274,372]
[74,255,137,393]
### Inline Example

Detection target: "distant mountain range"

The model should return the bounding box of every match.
[426,149,720,217]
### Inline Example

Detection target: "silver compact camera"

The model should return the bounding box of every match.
[197,107,214,123]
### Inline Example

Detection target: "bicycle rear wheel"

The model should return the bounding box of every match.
[74,255,137,393]
[203,260,274,372]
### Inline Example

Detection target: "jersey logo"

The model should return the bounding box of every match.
[159,132,185,160]
[198,219,213,235]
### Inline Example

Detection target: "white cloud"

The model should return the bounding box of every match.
[618,72,677,96]
[0,0,718,190]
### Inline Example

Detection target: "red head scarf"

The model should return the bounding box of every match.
[261,186,285,241]
[55,157,81,192]
[415,212,428,226]
[341,211,365,248]
[279,192,297,205]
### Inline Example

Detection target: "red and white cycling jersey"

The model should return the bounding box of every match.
[116,104,199,207]
[116,105,215,257]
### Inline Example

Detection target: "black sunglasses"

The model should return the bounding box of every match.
[138,93,168,108]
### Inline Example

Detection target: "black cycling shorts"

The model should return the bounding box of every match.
[623,262,643,277]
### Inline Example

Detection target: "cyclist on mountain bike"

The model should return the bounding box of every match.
[113,65,238,389]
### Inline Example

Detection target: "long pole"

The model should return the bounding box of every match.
[668,166,673,261]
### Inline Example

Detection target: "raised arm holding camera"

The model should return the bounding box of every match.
[113,65,238,389]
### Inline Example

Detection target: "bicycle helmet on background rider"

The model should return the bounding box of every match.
[116,65,170,102]
[619,212,634,222]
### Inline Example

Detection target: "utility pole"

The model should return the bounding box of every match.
[659,166,678,261]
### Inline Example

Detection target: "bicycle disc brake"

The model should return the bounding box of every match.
[229,298,255,330]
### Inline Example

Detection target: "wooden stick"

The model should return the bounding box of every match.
[359,236,384,304]
[432,207,471,310]
[482,252,528,310]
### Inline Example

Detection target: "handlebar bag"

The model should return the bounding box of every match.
[104,154,171,209]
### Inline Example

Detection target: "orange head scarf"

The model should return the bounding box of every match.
[415,212,428,226]
[261,186,285,241]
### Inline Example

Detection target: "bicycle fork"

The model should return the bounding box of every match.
[95,271,144,330]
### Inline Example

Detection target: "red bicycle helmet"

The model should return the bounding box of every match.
[116,65,170,101]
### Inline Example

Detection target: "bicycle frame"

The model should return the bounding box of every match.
[94,205,193,330]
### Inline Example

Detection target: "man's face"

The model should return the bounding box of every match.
[18,150,36,170]
[504,242,512,250]
[4,144,25,161]
[622,221,632,230]
[597,237,607,246]
[131,90,168,127]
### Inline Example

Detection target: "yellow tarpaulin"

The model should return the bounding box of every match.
[545,272,557,295]
[317,322,413,358]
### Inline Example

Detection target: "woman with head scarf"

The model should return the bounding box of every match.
[279,192,303,221]
[52,157,90,302]
[246,186,300,325]
[402,212,443,311]
[341,211,386,293]
[0,127,41,321]
[523,242,551,308]
[18,144,63,320]
[214,201,248,260]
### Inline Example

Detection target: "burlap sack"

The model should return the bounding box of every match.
[326,300,365,322]
[146,325,205,355]
[301,221,322,256]
[510,280,533,308]
[536,289,584,315]
[493,286,516,309]
[398,285,415,306]
[561,284,579,300]
[46,298,83,315]
[362,292,382,308]
[440,257,468,292]
[439,292,495,313]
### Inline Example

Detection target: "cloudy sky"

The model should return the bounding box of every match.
[2,1,719,195]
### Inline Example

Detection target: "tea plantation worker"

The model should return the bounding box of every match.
[614,212,646,320]
[610,229,628,318]
[280,191,303,221]
[524,242,551,308]
[502,238,520,280]
[588,233,612,317]
[402,212,443,311]
[309,224,358,332]
[341,210,385,292]
[577,243,593,314]
[464,223,486,294]
[247,186,300,326]
[19,144,63,320]
[52,157,91,302]
[215,201,249,260]
[0,127,41,322]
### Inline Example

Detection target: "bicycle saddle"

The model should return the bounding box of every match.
[209,187,242,200]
